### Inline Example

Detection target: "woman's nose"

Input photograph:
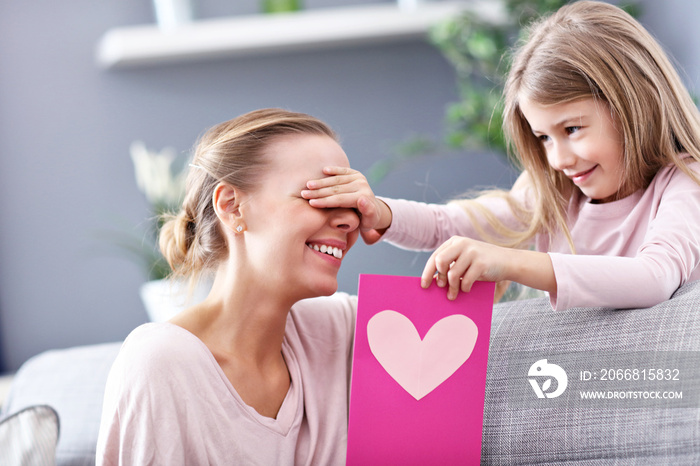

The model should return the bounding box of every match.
[331,208,360,231]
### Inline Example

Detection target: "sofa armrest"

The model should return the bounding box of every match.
[1,342,122,466]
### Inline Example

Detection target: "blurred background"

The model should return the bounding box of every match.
[0,0,698,373]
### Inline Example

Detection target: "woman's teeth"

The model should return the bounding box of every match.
[307,243,343,259]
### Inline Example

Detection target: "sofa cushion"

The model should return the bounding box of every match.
[483,279,700,463]
[1,342,122,466]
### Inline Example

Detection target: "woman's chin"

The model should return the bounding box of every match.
[309,277,339,298]
[317,283,339,297]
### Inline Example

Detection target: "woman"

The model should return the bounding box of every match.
[97,109,360,465]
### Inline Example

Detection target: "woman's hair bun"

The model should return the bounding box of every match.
[159,209,196,276]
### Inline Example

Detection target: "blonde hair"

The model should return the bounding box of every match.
[459,0,700,251]
[159,108,337,280]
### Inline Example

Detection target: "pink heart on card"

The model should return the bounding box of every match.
[367,310,478,400]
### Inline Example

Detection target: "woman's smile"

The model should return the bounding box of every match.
[306,241,345,260]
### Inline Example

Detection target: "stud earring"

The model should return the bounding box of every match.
[236,225,243,232]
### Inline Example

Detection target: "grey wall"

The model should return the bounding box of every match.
[0,0,697,372]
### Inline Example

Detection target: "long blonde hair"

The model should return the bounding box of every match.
[159,108,337,281]
[460,0,700,251]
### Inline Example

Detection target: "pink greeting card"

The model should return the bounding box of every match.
[347,274,495,465]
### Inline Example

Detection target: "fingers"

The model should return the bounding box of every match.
[421,237,488,300]
[302,179,356,201]
[322,166,353,176]
[356,196,378,226]
[421,249,450,290]
[302,172,366,207]
[303,166,389,233]
[304,174,358,192]
[302,166,375,211]
[421,251,439,289]
[304,166,359,190]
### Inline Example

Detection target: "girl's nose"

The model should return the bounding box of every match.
[331,208,360,232]
[547,142,576,171]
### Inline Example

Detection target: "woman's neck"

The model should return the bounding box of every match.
[176,271,292,363]
[170,271,294,418]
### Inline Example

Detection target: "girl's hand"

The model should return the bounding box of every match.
[421,236,556,300]
[302,166,392,243]
[422,236,511,300]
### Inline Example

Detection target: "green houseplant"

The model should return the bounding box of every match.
[429,0,569,157]
[128,141,213,321]
[431,0,640,155]
[128,140,186,281]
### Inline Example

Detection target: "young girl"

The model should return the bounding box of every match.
[302,0,700,311]
[97,109,360,464]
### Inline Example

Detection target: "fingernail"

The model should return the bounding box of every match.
[437,278,446,288]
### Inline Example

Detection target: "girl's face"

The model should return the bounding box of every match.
[520,97,626,203]
[239,133,360,302]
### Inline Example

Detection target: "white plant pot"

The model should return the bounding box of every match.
[152,0,194,29]
[139,278,212,322]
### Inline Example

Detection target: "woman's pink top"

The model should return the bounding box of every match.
[96,293,356,466]
[381,161,700,310]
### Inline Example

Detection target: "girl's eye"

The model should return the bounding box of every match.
[538,134,550,143]
[565,126,581,135]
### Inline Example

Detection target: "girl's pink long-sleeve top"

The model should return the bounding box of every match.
[381,160,700,310]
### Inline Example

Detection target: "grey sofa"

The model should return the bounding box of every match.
[2,280,699,465]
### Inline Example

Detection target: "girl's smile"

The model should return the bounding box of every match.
[568,165,597,185]
[520,97,627,203]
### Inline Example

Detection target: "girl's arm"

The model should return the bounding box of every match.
[302,166,477,248]
[303,167,532,249]
[303,167,553,301]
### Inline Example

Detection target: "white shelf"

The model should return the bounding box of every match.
[96,1,504,69]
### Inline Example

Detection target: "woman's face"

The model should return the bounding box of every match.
[239,133,360,301]
[520,96,627,203]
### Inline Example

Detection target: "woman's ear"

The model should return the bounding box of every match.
[213,183,246,233]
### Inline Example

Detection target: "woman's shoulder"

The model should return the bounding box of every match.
[103,323,223,429]
[117,322,213,375]
[123,322,194,349]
